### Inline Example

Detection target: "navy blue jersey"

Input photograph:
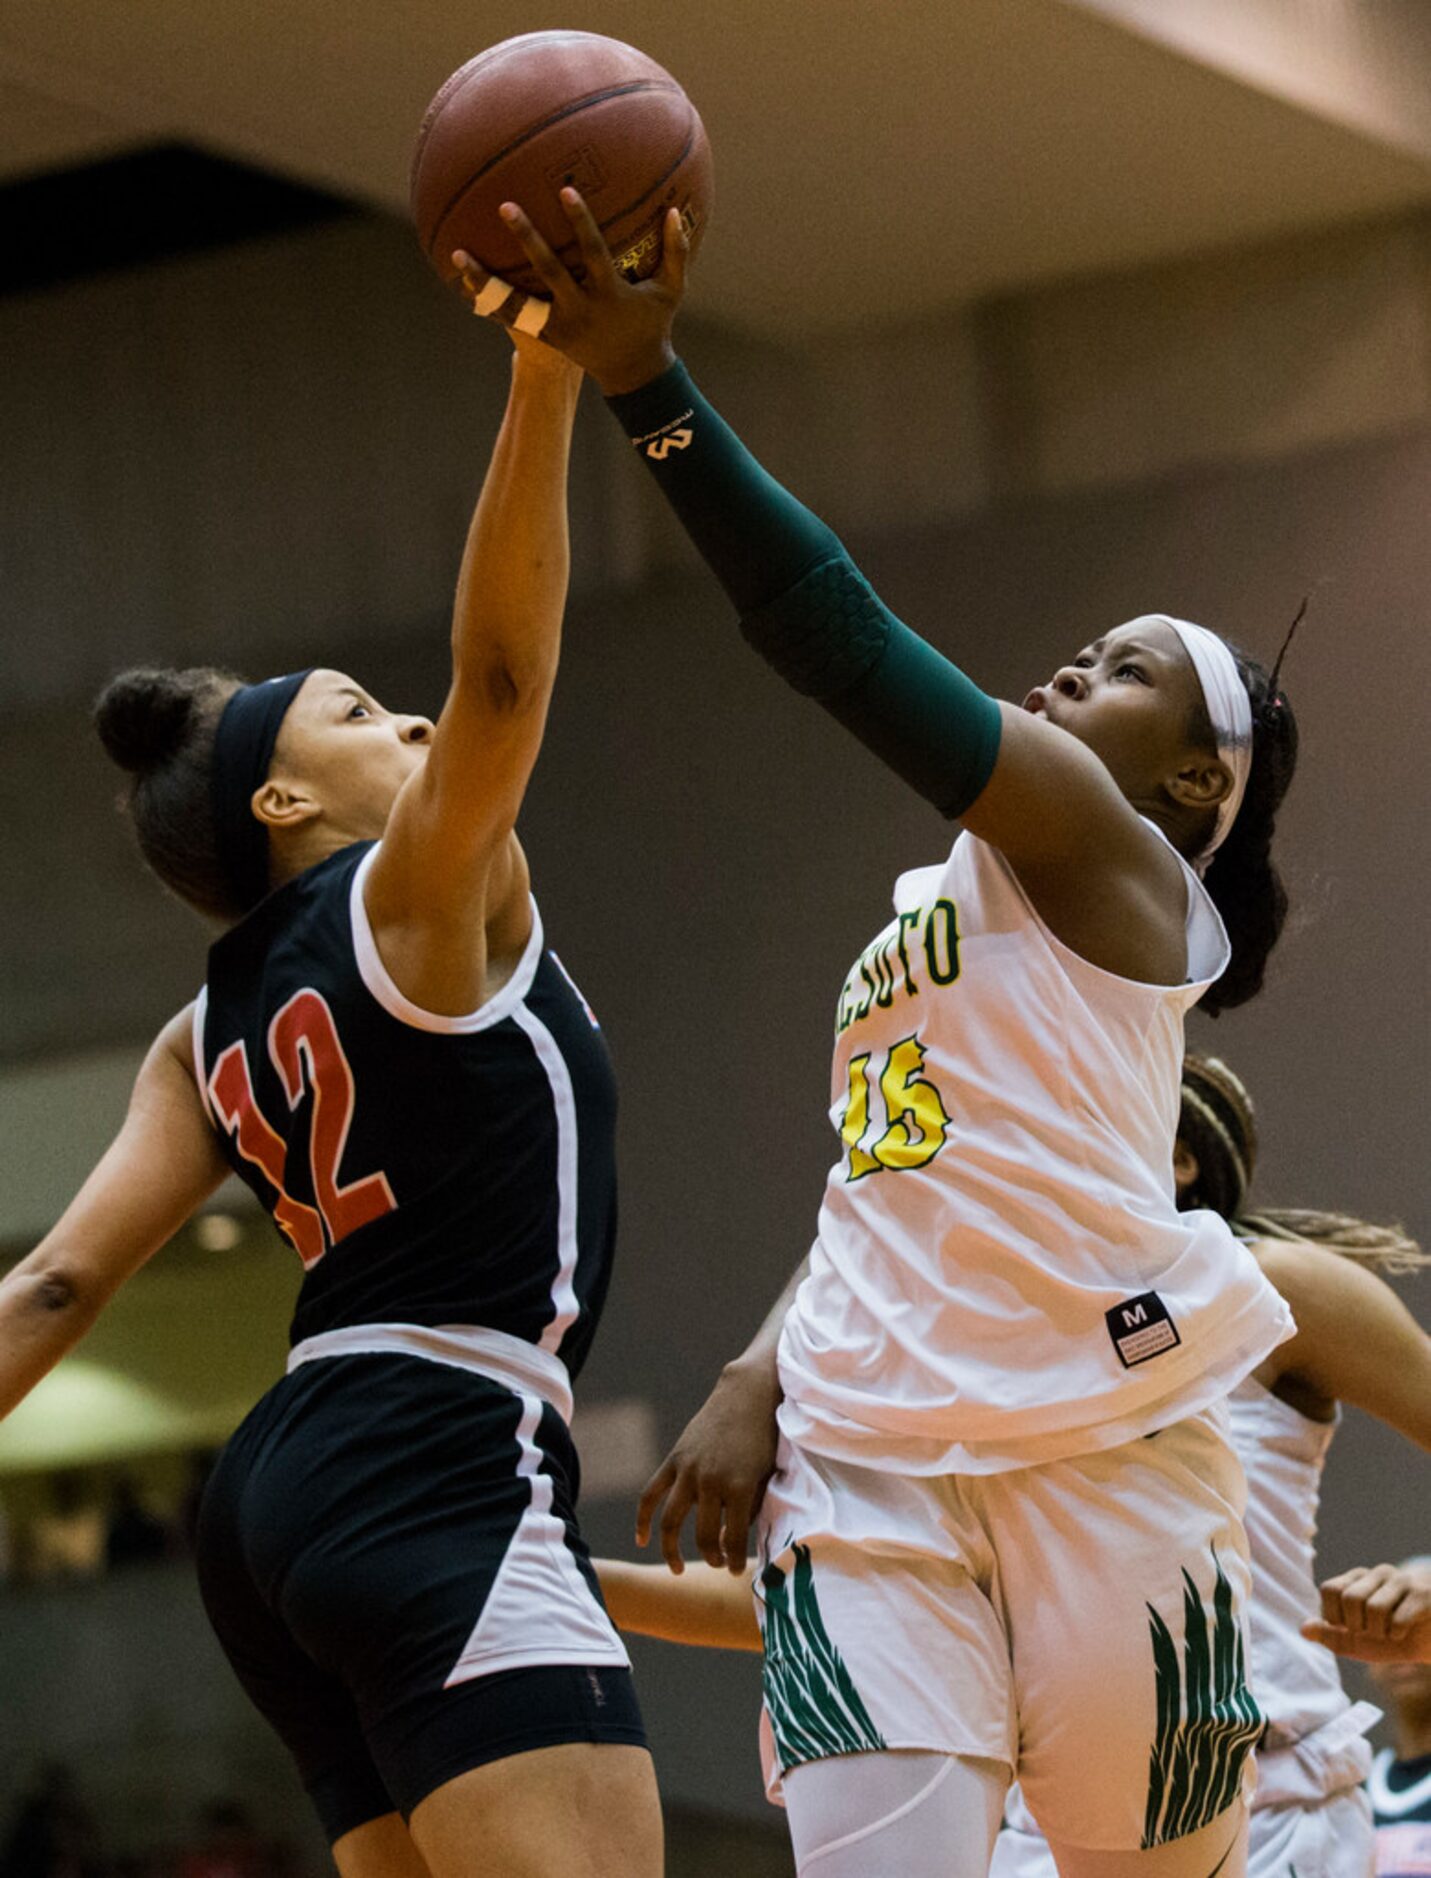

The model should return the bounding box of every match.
[195,842,617,1378]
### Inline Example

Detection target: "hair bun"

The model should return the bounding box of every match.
[94,668,197,776]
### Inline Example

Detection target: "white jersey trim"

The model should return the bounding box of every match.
[512,1004,583,1355]
[190,986,214,1122]
[1371,1745,1431,1820]
[348,844,544,1033]
[286,1320,574,1424]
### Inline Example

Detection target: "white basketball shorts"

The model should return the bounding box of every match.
[754,1401,1259,1854]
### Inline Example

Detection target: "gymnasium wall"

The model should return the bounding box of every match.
[0,189,1427,1844]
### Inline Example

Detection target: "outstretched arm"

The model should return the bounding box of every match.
[364,335,584,1012]
[0,1008,229,1419]
[636,1255,807,1574]
[484,198,1185,981]
[597,1558,761,1652]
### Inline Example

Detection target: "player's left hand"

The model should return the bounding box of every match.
[635,1358,782,1576]
[1301,1560,1431,1664]
[453,186,688,397]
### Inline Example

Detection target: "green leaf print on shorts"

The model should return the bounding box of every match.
[1143,1550,1264,1848]
[760,1542,887,1770]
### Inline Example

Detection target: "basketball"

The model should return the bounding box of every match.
[410,31,713,294]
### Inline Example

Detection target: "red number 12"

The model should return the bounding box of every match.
[208,989,396,1268]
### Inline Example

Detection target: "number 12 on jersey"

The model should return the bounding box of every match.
[208,989,396,1267]
[840,1034,952,1180]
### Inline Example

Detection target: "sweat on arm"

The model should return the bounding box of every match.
[606,361,1002,819]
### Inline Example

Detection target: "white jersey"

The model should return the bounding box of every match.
[777,826,1293,1474]
[1227,1377,1378,1806]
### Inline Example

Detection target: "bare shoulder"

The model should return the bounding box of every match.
[1250,1236,1397,1317]
[1250,1236,1431,1443]
[975,709,1189,982]
[155,1001,200,1078]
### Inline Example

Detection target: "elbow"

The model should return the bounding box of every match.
[35,1269,79,1312]
[453,645,554,718]
[25,1264,92,1320]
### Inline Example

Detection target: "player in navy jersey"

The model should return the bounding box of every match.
[0,331,661,1878]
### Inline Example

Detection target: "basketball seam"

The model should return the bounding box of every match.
[420,80,686,258]
[597,127,700,252]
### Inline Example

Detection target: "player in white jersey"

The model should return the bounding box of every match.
[476,196,1306,1873]
[593,1058,1430,1878]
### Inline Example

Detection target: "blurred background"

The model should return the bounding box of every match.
[0,0,1427,1870]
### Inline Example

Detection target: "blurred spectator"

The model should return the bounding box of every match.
[0,1762,100,1878]
[105,1476,170,1570]
[175,1799,290,1878]
[179,1451,220,1556]
[28,1473,105,1582]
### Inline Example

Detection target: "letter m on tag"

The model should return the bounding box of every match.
[1105,1291,1180,1369]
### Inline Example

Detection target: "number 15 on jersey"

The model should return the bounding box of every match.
[839,1034,952,1181]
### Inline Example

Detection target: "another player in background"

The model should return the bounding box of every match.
[994,1057,1430,1878]
[595,1058,1431,1877]
[480,197,1301,1876]
[0,333,661,1878]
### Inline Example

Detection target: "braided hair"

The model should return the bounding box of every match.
[1190,645,1300,1016]
[1179,1052,1427,1273]
[1178,1054,1258,1219]
[94,666,249,922]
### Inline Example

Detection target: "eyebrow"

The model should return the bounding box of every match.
[1089,638,1162,663]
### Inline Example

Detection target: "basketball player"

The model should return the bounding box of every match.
[461,196,1301,1874]
[0,333,661,1878]
[593,1057,1431,1877]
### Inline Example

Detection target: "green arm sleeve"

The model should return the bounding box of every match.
[607,360,1001,817]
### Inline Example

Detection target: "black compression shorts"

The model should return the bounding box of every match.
[195,1351,646,1843]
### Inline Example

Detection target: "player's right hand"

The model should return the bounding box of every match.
[635,1359,782,1575]
[457,187,689,399]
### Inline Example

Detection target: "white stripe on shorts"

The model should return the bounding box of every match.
[443,1389,629,1686]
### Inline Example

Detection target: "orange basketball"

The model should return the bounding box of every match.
[410,31,713,293]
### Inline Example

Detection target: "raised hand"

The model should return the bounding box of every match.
[454,187,689,397]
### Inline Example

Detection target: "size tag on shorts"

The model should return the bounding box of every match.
[1105,1291,1181,1368]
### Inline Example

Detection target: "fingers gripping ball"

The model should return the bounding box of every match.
[411,31,713,295]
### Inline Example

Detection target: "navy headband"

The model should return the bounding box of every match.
[211,670,314,913]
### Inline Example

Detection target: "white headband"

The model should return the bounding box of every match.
[1130,615,1252,874]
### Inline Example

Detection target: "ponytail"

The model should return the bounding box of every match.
[1198,649,1298,1016]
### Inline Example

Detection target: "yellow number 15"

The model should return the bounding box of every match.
[840,1035,952,1180]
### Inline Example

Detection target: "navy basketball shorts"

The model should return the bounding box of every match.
[195,1352,646,1844]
